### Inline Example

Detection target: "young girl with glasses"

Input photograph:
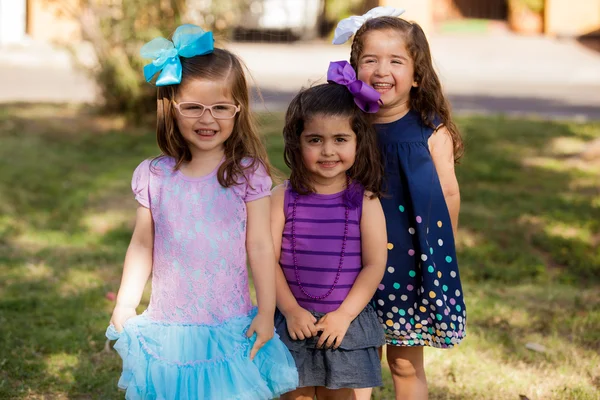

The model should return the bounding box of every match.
[106,24,298,399]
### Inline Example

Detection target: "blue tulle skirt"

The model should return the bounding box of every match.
[106,308,299,400]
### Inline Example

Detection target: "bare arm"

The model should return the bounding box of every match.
[245,195,277,358]
[429,126,460,235]
[111,206,154,331]
[246,196,277,317]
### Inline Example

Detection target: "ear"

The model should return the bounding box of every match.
[412,79,419,87]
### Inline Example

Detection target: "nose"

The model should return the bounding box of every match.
[374,62,389,77]
[198,106,216,122]
[321,141,335,156]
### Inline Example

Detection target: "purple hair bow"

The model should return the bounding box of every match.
[327,60,381,113]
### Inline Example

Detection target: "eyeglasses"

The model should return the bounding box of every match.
[173,101,241,119]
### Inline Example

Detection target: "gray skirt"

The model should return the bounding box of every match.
[274,304,385,389]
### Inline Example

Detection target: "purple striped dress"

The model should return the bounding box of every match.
[280,182,364,314]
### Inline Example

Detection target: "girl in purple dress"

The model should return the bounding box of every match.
[271,61,388,400]
[106,24,297,399]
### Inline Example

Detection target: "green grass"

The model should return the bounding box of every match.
[0,104,599,399]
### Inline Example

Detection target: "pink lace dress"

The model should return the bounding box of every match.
[106,156,298,400]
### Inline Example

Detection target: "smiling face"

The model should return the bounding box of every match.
[356,29,417,120]
[300,114,357,191]
[173,78,236,159]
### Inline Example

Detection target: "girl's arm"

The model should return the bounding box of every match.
[110,206,154,331]
[270,185,300,313]
[429,126,460,235]
[316,195,387,349]
[271,184,317,340]
[245,195,277,359]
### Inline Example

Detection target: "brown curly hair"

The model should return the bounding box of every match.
[154,47,271,187]
[350,17,464,162]
[283,83,383,197]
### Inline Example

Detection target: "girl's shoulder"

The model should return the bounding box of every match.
[131,157,174,208]
[232,157,273,202]
[149,155,177,171]
[134,155,176,177]
[131,156,176,189]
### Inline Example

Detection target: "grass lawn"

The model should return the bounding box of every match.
[0,103,599,399]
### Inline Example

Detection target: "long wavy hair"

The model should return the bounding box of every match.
[350,17,464,162]
[283,83,383,197]
[155,47,271,187]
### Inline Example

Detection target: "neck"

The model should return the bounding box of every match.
[374,101,411,124]
[310,174,348,195]
[183,147,225,177]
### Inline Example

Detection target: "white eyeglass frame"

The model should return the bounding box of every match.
[172,101,241,119]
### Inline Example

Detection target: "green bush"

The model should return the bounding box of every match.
[54,0,251,121]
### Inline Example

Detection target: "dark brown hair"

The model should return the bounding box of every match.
[350,17,464,162]
[155,47,271,187]
[283,83,383,197]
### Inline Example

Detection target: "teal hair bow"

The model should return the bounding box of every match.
[140,24,214,86]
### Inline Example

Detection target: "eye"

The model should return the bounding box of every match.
[335,137,347,143]
[181,103,203,110]
[392,60,403,65]
[213,104,230,111]
[308,137,322,143]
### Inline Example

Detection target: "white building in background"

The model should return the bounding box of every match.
[0,0,27,45]
[236,0,325,40]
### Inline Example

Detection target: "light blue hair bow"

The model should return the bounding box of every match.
[140,24,214,86]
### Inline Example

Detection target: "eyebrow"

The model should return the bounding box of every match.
[303,133,353,138]
[362,53,409,61]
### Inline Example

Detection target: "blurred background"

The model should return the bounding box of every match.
[0,1,599,399]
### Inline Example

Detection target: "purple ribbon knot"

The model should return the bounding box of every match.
[327,60,382,113]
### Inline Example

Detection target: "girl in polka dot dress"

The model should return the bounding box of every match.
[334,7,467,400]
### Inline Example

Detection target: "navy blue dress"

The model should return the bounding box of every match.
[374,110,466,348]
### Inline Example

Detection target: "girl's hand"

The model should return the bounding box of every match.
[110,305,137,332]
[246,312,275,360]
[315,310,353,349]
[283,306,318,340]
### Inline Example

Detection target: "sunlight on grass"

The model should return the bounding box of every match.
[522,156,574,171]
[454,227,483,249]
[83,210,133,235]
[11,230,91,251]
[411,285,600,400]
[546,221,594,242]
[422,336,598,400]
[547,136,588,156]
[45,353,78,385]
[59,270,105,294]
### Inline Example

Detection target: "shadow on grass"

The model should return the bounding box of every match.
[0,271,123,398]
[457,116,600,284]
[0,104,599,398]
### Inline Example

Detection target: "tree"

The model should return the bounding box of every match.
[50,0,250,120]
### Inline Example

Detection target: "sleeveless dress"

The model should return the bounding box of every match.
[105,157,298,400]
[374,110,466,348]
[273,181,385,389]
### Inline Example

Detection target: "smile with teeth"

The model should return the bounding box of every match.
[195,129,217,137]
[372,83,393,91]
[318,161,340,168]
